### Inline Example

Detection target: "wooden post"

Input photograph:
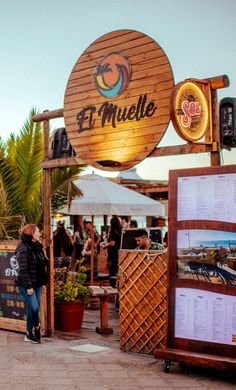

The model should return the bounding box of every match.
[100,298,109,328]
[42,117,54,337]
[95,295,114,334]
[210,90,221,167]
[90,215,95,285]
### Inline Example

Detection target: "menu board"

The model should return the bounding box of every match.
[175,288,236,346]
[0,247,26,323]
[158,165,236,368]
[177,173,236,222]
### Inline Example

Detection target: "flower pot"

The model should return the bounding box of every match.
[55,302,85,332]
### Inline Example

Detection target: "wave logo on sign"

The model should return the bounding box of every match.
[93,52,131,98]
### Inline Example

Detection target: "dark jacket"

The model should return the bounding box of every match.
[15,236,48,289]
[53,228,74,257]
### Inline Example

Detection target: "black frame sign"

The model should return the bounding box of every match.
[167,165,236,362]
[0,242,26,332]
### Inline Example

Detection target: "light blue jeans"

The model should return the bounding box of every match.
[19,286,41,332]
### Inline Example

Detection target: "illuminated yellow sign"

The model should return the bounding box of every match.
[170,81,210,142]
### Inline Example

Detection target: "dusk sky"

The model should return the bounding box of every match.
[1,0,235,179]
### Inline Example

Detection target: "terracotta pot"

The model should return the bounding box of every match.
[55,302,85,332]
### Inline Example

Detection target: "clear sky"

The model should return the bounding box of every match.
[177,230,236,248]
[1,0,236,180]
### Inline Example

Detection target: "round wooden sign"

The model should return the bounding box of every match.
[64,29,174,171]
[170,81,210,142]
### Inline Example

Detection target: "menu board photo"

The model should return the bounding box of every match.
[177,229,236,285]
[0,244,26,330]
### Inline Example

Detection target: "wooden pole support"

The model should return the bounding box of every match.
[42,119,54,336]
[210,89,221,167]
[43,117,50,161]
[90,216,95,285]
[96,295,114,334]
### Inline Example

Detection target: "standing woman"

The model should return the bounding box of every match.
[103,216,122,286]
[15,224,48,344]
[53,220,74,268]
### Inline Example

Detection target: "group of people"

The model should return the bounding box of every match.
[52,217,165,282]
[52,219,101,278]
[15,219,167,344]
[52,217,123,283]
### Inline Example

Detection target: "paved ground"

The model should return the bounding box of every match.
[0,327,236,390]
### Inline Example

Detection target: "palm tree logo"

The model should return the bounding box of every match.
[93,52,131,98]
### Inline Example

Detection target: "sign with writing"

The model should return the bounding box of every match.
[64,29,174,171]
[163,165,236,366]
[0,243,26,331]
[175,288,236,346]
[170,81,211,142]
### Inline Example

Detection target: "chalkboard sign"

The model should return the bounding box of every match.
[121,228,163,250]
[0,242,26,332]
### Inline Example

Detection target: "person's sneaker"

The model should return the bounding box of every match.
[34,326,41,342]
[24,331,40,344]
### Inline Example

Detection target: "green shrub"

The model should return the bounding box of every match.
[54,266,89,303]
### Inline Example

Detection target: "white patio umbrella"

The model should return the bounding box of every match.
[57,173,165,283]
[59,173,165,217]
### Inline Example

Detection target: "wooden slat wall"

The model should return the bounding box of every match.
[119,250,168,355]
[64,29,174,171]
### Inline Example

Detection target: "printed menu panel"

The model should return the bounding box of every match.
[177,173,236,222]
[175,288,236,346]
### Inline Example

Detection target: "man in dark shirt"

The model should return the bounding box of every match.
[134,229,159,250]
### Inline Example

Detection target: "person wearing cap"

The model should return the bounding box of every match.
[134,229,159,250]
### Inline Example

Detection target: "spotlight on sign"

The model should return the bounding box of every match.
[219,97,236,149]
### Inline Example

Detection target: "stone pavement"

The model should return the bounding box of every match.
[0,327,236,390]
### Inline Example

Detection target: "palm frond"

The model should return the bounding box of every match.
[0,108,86,236]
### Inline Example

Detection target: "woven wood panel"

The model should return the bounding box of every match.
[119,250,167,355]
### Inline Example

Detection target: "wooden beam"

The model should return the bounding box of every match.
[149,143,217,158]
[115,178,168,185]
[134,186,168,194]
[41,142,218,169]
[33,108,63,122]
[202,74,229,90]
[41,156,85,168]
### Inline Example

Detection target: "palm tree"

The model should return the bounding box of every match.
[0,108,84,238]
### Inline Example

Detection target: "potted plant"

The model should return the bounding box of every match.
[54,266,89,332]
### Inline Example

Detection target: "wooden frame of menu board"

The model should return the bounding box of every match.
[154,165,236,372]
[0,241,26,332]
